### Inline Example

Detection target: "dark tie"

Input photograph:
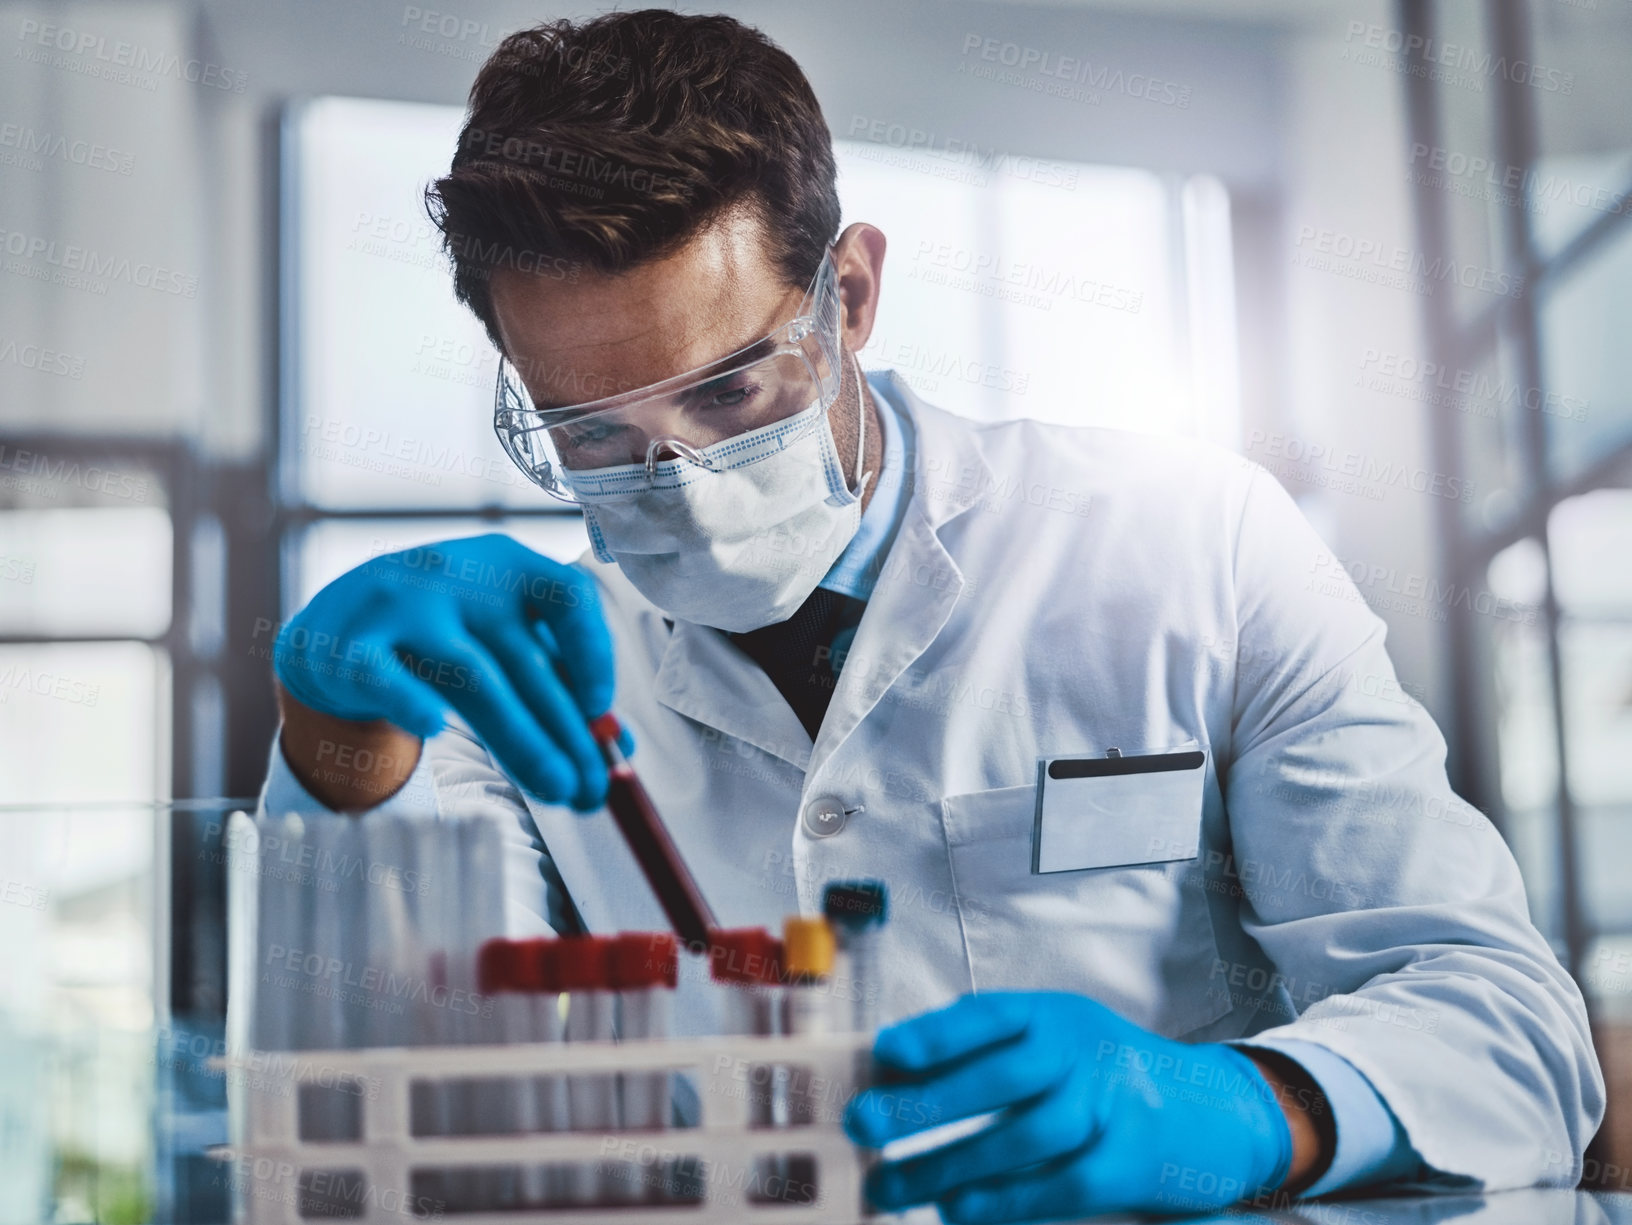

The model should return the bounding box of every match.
[729,586,867,740]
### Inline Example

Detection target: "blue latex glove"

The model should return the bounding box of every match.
[273,533,628,811]
[843,992,1293,1223]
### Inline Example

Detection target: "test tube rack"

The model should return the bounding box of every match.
[212,1028,879,1225]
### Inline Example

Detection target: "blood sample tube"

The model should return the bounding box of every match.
[710,929,786,1196]
[475,939,534,1210]
[557,935,618,1206]
[589,713,717,951]
[708,927,786,1025]
[610,932,678,1202]
[518,938,567,1208]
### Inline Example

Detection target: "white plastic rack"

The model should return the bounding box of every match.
[214,1029,879,1225]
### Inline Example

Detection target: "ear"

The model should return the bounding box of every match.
[832,223,887,352]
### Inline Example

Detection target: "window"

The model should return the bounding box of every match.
[0,457,179,1221]
[1404,3,1632,1001]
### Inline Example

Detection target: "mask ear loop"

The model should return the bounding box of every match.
[850,348,874,502]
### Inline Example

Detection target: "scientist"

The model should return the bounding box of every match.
[262,10,1602,1222]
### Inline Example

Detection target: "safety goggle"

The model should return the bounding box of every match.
[493,246,844,504]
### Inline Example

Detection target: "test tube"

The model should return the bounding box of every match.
[558,935,619,1205]
[283,818,369,1216]
[361,814,416,1051]
[823,881,888,1220]
[245,810,310,1213]
[300,817,361,1144]
[781,917,837,1205]
[590,713,717,951]
[454,817,509,1210]
[822,881,888,1032]
[710,928,787,1197]
[411,820,463,1210]
[223,809,259,1152]
[300,815,346,1057]
[520,939,568,1208]
[240,813,355,1215]
[611,932,678,1202]
[479,938,569,1209]
[249,813,305,1055]
[476,939,536,1210]
[359,812,429,1209]
[782,917,837,1038]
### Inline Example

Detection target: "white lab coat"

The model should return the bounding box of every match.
[265,370,1601,1190]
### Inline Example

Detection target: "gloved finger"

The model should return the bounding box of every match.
[526,562,616,719]
[872,993,1033,1075]
[398,634,581,803]
[527,616,621,727]
[475,619,609,811]
[935,1148,1105,1225]
[276,625,447,737]
[366,669,449,741]
[843,1026,1074,1147]
[528,617,632,759]
[864,1091,1097,1212]
[937,1128,1198,1225]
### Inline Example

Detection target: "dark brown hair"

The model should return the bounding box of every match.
[425,9,841,353]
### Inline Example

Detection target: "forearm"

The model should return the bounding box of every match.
[273,680,424,812]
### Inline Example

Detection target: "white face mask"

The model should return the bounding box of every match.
[568,353,873,633]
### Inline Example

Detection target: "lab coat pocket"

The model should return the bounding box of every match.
[1034,749,1208,873]
[940,780,1229,1037]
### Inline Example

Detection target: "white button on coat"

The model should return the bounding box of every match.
[801,796,848,838]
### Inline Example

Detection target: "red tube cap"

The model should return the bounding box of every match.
[477,938,515,994]
[589,712,621,744]
[609,932,678,990]
[512,938,556,993]
[708,928,784,986]
[553,935,614,991]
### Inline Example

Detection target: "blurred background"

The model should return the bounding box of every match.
[1,0,1629,1219]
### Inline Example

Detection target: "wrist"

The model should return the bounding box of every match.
[274,681,424,813]
[1241,1046,1335,1196]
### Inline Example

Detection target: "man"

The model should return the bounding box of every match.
[261,10,1602,1222]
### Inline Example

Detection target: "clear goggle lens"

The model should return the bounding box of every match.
[494,249,842,503]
